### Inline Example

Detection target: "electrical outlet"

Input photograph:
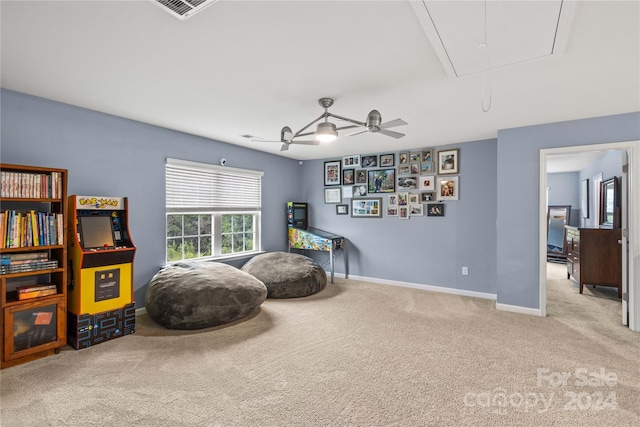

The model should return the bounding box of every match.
[462,266,469,276]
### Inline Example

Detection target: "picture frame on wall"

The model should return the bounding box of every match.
[437,176,459,201]
[427,203,445,217]
[388,194,398,206]
[343,155,360,167]
[342,186,353,198]
[343,168,355,185]
[398,165,410,176]
[351,197,382,218]
[420,175,435,191]
[352,184,367,197]
[421,162,434,173]
[336,204,349,215]
[361,155,378,168]
[367,169,396,193]
[324,160,341,186]
[437,149,459,174]
[387,206,398,217]
[379,153,395,167]
[398,176,418,190]
[409,152,421,163]
[324,187,342,204]
[408,193,419,204]
[399,206,409,219]
[410,204,423,216]
[399,152,409,165]
[355,169,367,184]
[421,192,435,202]
[421,149,433,163]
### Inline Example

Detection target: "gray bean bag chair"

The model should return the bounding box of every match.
[241,252,327,298]
[145,261,267,329]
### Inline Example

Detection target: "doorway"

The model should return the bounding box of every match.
[539,141,639,332]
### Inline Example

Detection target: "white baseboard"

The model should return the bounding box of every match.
[495,302,543,317]
[329,271,497,301]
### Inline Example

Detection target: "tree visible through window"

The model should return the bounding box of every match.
[165,159,262,262]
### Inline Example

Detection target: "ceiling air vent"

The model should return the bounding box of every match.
[153,0,219,21]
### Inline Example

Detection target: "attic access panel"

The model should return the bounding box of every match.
[153,0,219,20]
[411,0,576,78]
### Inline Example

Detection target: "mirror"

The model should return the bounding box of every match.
[599,177,619,229]
[547,205,571,261]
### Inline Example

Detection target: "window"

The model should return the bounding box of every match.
[165,158,262,262]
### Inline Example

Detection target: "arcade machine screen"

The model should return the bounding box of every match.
[79,216,115,249]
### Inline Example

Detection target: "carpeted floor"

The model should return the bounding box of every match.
[1,269,638,426]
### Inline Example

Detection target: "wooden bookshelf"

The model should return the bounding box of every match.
[0,163,68,368]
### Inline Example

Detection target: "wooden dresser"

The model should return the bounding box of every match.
[565,226,622,298]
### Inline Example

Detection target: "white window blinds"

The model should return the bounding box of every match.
[166,158,263,211]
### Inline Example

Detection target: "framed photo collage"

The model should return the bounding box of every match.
[324,148,459,219]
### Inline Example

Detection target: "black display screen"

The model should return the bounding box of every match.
[79,215,115,249]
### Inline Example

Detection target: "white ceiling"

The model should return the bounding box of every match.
[1,1,638,162]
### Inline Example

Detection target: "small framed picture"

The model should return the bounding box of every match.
[386,206,398,217]
[437,176,459,201]
[399,152,409,165]
[342,186,353,198]
[399,206,409,219]
[367,169,396,193]
[398,165,410,176]
[343,168,355,185]
[437,149,459,174]
[410,204,423,216]
[336,204,349,215]
[427,203,445,217]
[398,176,418,190]
[361,155,378,168]
[398,192,409,206]
[355,169,367,184]
[352,184,368,197]
[325,187,342,204]
[421,162,434,173]
[379,153,395,167]
[421,149,433,163]
[388,194,398,206]
[421,192,435,202]
[324,160,341,186]
[351,197,382,218]
[343,155,360,167]
[410,162,420,175]
[409,152,421,163]
[420,175,435,191]
[408,193,419,204]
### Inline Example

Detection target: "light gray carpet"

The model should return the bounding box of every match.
[1,270,638,426]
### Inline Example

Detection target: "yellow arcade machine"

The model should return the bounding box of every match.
[67,195,136,349]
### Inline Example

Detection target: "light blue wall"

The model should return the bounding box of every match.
[579,150,623,229]
[497,113,640,309]
[2,89,638,311]
[299,138,498,295]
[547,172,580,227]
[0,89,303,304]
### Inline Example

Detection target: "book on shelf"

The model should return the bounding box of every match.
[0,260,58,275]
[1,252,49,262]
[0,170,62,199]
[1,210,63,248]
[16,283,57,300]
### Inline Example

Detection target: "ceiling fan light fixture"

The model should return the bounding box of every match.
[315,122,338,143]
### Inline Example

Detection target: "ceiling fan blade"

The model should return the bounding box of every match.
[346,129,369,137]
[379,118,408,129]
[379,128,405,139]
[252,139,282,143]
[291,140,321,146]
[280,143,289,152]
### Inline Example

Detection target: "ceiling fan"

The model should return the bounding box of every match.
[254,98,407,151]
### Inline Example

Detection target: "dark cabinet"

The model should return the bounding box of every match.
[565,226,622,298]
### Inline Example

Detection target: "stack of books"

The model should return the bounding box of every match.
[0,252,58,275]
[0,210,64,248]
